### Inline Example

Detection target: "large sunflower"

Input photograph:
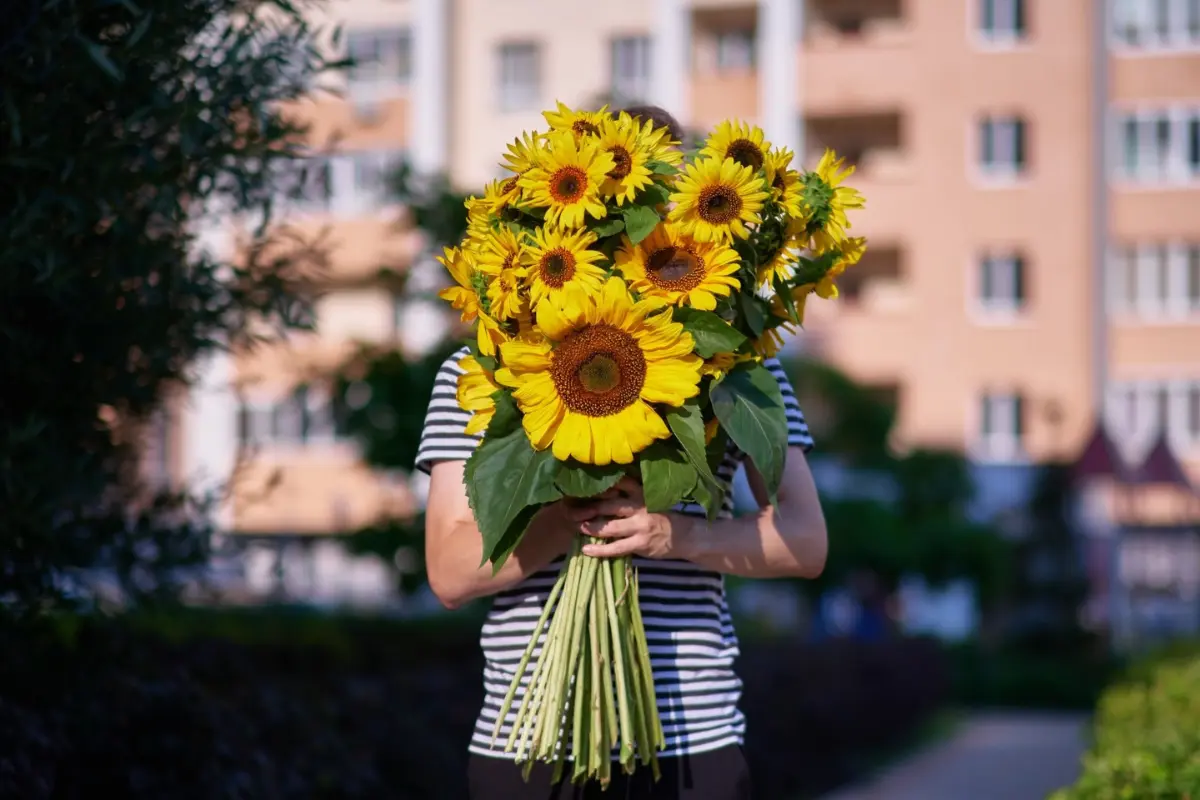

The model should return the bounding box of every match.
[519,131,614,229]
[701,120,772,173]
[457,355,501,436]
[495,277,702,465]
[522,226,607,307]
[806,148,866,254]
[669,156,768,244]
[764,147,805,218]
[615,223,740,311]
[543,102,610,140]
[596,113,654,205]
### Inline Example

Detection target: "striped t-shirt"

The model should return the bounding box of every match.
[415,347,813,760]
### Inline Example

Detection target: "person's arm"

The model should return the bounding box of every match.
[575,448,827,579]
[425,459,585,609]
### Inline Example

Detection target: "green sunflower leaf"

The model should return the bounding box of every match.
[737,291,769,337]
[638,182,672,207]
[622,204,661,244]
[711,363,789,503]
[671,307,748,359]
[464,428,562,568]
[647,160,679,176]
[639,442,697,513]
[556,461,625,498]
[484,389,520,438]
[591,217,626,238]
[666,401,720,500]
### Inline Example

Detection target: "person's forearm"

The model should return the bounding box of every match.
[427,509,567,609]
[676,505,827,579]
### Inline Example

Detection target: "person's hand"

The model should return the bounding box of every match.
[527,498,592,558]
[569,477,694,560]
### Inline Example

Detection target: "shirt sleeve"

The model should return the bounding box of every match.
[413,347,482,474]
[763,357,815,453]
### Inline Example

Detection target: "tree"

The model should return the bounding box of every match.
[0,0,334,611]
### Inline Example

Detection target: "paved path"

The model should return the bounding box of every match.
[820,712,1090,800]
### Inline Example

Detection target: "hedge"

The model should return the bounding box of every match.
[1051,648,1200,799]
[0,610,949,799]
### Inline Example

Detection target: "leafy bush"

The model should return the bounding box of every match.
[1052,649,1200,799]
[0,611,949,799]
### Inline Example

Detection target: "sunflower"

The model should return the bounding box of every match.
[595,113,654,205]
[475,226,525,276]
[465,195,492,239]
[519,131,614,229]
[543,102,610,140]
[701,120,772,173]
[669,157,768,244]
[457,355,501,436]
[495,277,702,466]
[756,234,801,289]
[486,267,528,321]
[636,117,684,166]
[805,148,866,254]
[476,308,507,357]
[702,351,742,382]
[764,147,805,218]
[523,226,608,307]
[615,223,740,311]
[436,246,481,322]
[501,130,541,177]
[752,323,795,358]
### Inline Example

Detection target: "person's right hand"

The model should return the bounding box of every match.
[530,487,624,558]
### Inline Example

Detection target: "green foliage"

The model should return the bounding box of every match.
[711,363,789,500]
[333,340,459,471]
[639,442,698,512]
[389,163,470,250]
[1052,652,1200,799]
[556,461,625,498]
[621,204,660,244]
[0,0,332,611]
[463,427,562,569]
[665,401,718,494]
[671,307,748,358]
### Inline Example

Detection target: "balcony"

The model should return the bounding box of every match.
[801,0,914,114]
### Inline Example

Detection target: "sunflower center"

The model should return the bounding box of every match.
[550,324,647,417]
[646,245,705,292]
[697,185,743,225]
[607,146,633,180]
[501,251,517,271]
[572,120,600,137]
[550,167,588,204]
[539,249,576,287]
[726,139,765,170]
[773,174,786,192]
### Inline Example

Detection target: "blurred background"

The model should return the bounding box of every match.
[3,0,1200,798]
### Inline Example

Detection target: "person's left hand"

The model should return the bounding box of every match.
[569,477,693,559]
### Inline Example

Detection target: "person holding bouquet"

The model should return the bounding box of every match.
[416,103,864,799]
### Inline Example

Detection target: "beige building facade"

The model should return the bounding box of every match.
[174,0,1200,537]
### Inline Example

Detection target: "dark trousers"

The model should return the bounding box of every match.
[467,745,751,800]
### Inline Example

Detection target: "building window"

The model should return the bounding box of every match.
[978,0,1027,41]
[238,387,343,448]
[978,116,1028,178]
[977,253,1027,312]
[497,42,541,111]
[1186,382,1200,445]
[346,29,412,85]
[1109,242,1200,318]
[1112,0,1200,51]
[1108,379,1200,455]
[978,392,1026,461]
[610,36,652,103]
[1114,107,1200,184]
[714,29,756,72]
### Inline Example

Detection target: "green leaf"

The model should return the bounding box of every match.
[738,292,768,337]
[464,429,562,565]
[691,477,725,522]
[591,217,626,237]
[646,160,678,176]
[78,38,124,82]
[488,503,543,574]
[773,275,800,324]
[556,461,625,498]
[671,307,748,358]
[474,354,497,372]
[639,443,698,512]
[711,365,789,501]
[621,204,661,244]
[666,402,718,491]
[485,390,520,438]
[638,182,672,207]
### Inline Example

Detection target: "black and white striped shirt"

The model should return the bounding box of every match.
[415,347,813,760]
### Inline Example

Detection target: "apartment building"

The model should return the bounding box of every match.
[169,0,1200,543]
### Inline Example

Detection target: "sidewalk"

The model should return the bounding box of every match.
[820,712,1090,800]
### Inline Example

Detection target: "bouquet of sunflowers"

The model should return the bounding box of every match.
[437,102,865,786]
